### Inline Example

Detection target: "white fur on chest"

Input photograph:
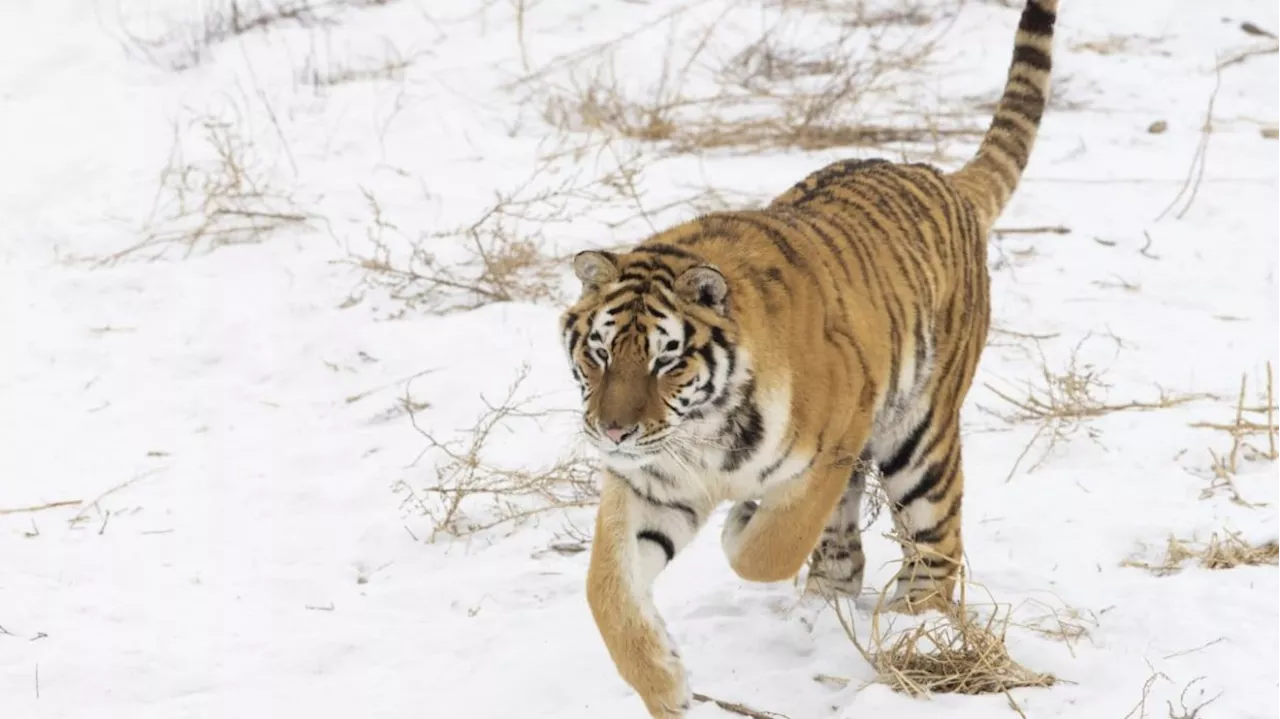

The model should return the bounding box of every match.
[610,383,811,506]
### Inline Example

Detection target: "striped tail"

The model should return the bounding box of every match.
[950,0,1058,229]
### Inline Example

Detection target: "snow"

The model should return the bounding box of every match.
[1,0,1276,717]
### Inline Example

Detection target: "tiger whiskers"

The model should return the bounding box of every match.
[669,427,733,452]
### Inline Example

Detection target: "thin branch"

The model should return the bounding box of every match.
[991,225,1070,237]
[0,500,82,516]
[693,692,791,719]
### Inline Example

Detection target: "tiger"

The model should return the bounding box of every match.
[557,1,1057,716]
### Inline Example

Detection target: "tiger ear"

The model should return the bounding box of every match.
[572,251,619,294]
[675,265,729,314]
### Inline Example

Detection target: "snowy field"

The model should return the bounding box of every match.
[2,0,1277,717]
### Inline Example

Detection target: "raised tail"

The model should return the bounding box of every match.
[949,0,1058,229]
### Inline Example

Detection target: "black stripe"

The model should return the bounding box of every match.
[912,317,929,386]
[757,437,799,483]
[925,450,963,503]
[917,552,956,570]
[642,465,674,485]
[635,243,699,261]
[623,481,700,528]
[602,285,640,304]
[1002,87,1045,123]
[1018,2,1056,36]
[910,495,962,545]
[880,408,933,478]
[916,412,956,464]
[698,344,718,380]
[1012,44,1051,72]
[637,530,675,563]
[727,214,805,267]
[896,460,946,508]
[721,396,765,472]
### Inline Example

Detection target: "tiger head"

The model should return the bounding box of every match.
[560,249,742,463]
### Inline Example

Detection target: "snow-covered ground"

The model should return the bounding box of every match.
[2,0,1277,717]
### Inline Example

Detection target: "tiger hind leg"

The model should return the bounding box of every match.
[877,408,965,614]
[804,464,868,598]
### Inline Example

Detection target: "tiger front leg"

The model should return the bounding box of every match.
[587,472,709,719]
[721,455,858,584]
[805,466,868,598]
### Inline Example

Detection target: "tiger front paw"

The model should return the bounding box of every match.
[630,647,693,719]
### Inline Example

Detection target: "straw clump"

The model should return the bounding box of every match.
[833,569,1057,709]
[1123,531,1279,576]
[865,611,1057,698]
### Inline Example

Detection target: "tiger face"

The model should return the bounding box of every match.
[560,250,738,463]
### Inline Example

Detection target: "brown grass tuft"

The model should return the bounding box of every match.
[121,0,399,71]
[1010,598,1097,658]
[832,567,1056,714]
[1188,362,1277,506]
[862,613,1056,699]
[97,108,314,265]
[528,0,977,157]
[1122,530,1279,576]
[342,180,567,315]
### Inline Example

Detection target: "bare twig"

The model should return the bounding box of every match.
[1138,230,1161,259]
[71,470,159,523]
[120,0,404,71]
[985,335,1212,480]
[1155,66,1221,221]
[991,225,1070,237]
[1123,664,1170,719]
[97,106,314,265]
[0,500,82,516]
[394,366,598,540]
[1188,364,1277,505]
[693,692,791,719]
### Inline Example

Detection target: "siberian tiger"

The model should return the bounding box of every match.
[558,1,1057,715]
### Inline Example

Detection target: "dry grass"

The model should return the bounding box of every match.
[984,335,1213,481]
[122,0,399,71]
[1123,667,1223,719]
[1122,530,1279,576]
[342,181,566,315]
[344,146,727,315]
[1188,363,1277,506]
[1010,599,1097,658]
[296,39,425,89]
[529,0,978,157]
[833,568,1056,714]
[394,366,598,541]
[96,107,314,265]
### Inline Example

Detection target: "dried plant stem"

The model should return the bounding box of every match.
[0,500,82,516]
[1188,364,1278,504]
[1123,530,1279,575]
[991,225,1070,236]
[1268,362,1276,458]
[1155,65,1220,221]
[513,0,531,74]
[692,692,791,719]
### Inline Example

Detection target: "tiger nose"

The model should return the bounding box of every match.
[602,424,638,444]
